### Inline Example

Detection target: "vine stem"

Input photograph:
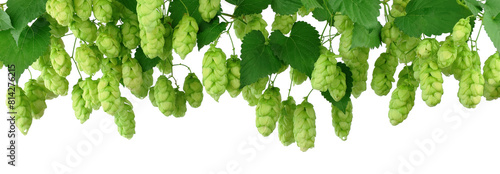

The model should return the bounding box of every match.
[226,22,236,55]
[221,13,237,18]
[172,63,192,73]
[473,23,483,51]
[271,73,278,86]
[287,77,293,97]
[320,23,328,41]
[305,89,314,100]
[322,33,340,44]
[27,69,33,79]
[179,0,189,15]
[70,38,83,79]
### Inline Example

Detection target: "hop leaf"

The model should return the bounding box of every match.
[255,87,282,136]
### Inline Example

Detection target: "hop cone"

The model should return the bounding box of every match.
[226,55,242,98]
[149,87,158,107]
[389,65,418,126]
[122,54,143,92]
[458,69,484,108]
[154,75,176,116]
[483,82,500,101]
[98,74,122,115]
[24,80,47,119]
[96,24,121,58]
[72,81,92,123]
[483,52,500,86]
[41,67,69,96]
[419,57,444,107]
[75,44,102,76]
[50,37,72,77]
[32,49,51,71]
[298,6,312,17]
[452,18,471,44]
[132,69,154,99]
[234,14,268,39]
[290,68,307,85]
[451,46,480,80]
[173,89,188,118]
[73,0,92,20]
[70,17,98,42]
[120,11,141,50]
[160,17,174,60]
[45,14,68,38]
[437,36,458,68]
[388,34,420,63]
[202,44,228,101]
[136,0,165,58]
[173,14,199,59]
[293,100,316,152]
[331,101,353,141]
[371,53,398,96]
[338,24,369,98]
[416,38,439,59]
[79,77,101,110]
[114,97,136,139]
[183,73,204,108]
[199,0,220,22]
[46,0,73,26]
[256,87,282,136]
[310,51,338,92]
[242,77,268,106]
[278,96,296,146]
[92,0,113,23]
[157,55,173,74]
[101,57,122,82]
[36,76,58,100]
[381,21,401,45]
[6,86,32,135]
[271,14,297,34]
[333,14,353,34]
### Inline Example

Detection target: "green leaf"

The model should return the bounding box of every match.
[5,0,47,43]
[269,21,320,77]
[117,0,137,13]
[134,47,161,72]
[0,17,50,83]
[300,0,322,11]
[0,10,13,31]
[231,0,270,17]
[394,0,472,37]
[335,0,380,29]
[351,22,382,49]
[464,0,483,16]
[312,0,335,24]
[240,31,282,87]
[169,0,203,27]
[485,0,500,18]
[197,18,228,50]
[321,62,353,113]
[484,2,500,53]
[271,0,302,15]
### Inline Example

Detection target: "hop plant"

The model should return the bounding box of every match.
[72,81,92,124]
[290,68,308,85]
[46,0,73,26]
[79,78,101,110]
[173,14,199,59]
[242,77,269,106]
[92,0,113,23]
[458,69,484,108]
[226,55,242,98]
[483,52,500,86]
[120,11,141,50]
[149,87,158,107]
[199,0,220,22]
[70,16,98,43]
[101,57,122,82]
[278,97,296,146]
[416,38,440,59]
[293,100,316,152]
[234,14,268,40]
[371,53,398,96]
[419,57,444,107]
[183,73,204,108]
[437,36,458,68]
[50,37,72,77]
[381,21,401,45]
[452,18,471,44]
[73,0,92,20]
[122,54,144,92]
[32,49,51,71]
[98,74,122,115]
[331,101,353,141]
[255,87,282,137]
[24,80,47,119]
[45,14,68,38]
[483,82,500,101]
[154,75,176,116]
[388,65,418,126]
[113,97,136,139]
[132,69,154,99]
[173,89,188,118]
[202,44,228,101]
[271,14,297,34]
[41,67,69,96]
[6,86,32,135]
[96,24,122,58]
[75,44,102,76]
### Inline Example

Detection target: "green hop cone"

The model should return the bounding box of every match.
[328,67,347,101]
[419,57,444,107]
[242,77,268,106]
[293,100,316,152]
[452,18,471,44]
[297,6,312,17]
[32,49,51,71]
[155,75,176,116]
[114,97,136,139]
[24,80,47,119]
[199,0,220,22]
[70,17,98,43]
[371,53,398,96]
[234,14,268,40]
[120,14,141,50]
[278,96,296,146]
[101,57,123,82]
[50,37,72,77]
[139,24,166,58]
[202,44,228,101]
[388,34,420,63]
[46,0,73,26]
[92,0,113,23]
[388,65,418,126]
[6,86,32,135]
[333,14,353,34]
[41,67,69,96]
[72,81,92,124]
[451,46,480,80]
[416,38,440,59]
[157,55,173,74]
[331,101,353,141]
[160,17,174,60]
[437,36,458,68]
[45,14,68,38]
[226,55,242,98]
[137,0,165,58]
[74,0,92,20]
[255,87,282,137]
[122,54,144,92]
[149,87,158,107]
[483,52,500,86]
[79,78,101,110]
[271,14,297,34]
[173,89,188,118]
[173,14,199,59]
[36,76,59,100]
[98,74,122,115]
[412,57,421,82]
[132,69,154,99]
[136,0,163,30]
[290,68,308,85]
[75,43,102,76]
[483,82,500,101]
[381,21,401,45]
[310,51,338,92]
[183,73,204,108]
[96,24,122,58]
[458,69,484,108]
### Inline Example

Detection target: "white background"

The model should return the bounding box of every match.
[2,1,500,174]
